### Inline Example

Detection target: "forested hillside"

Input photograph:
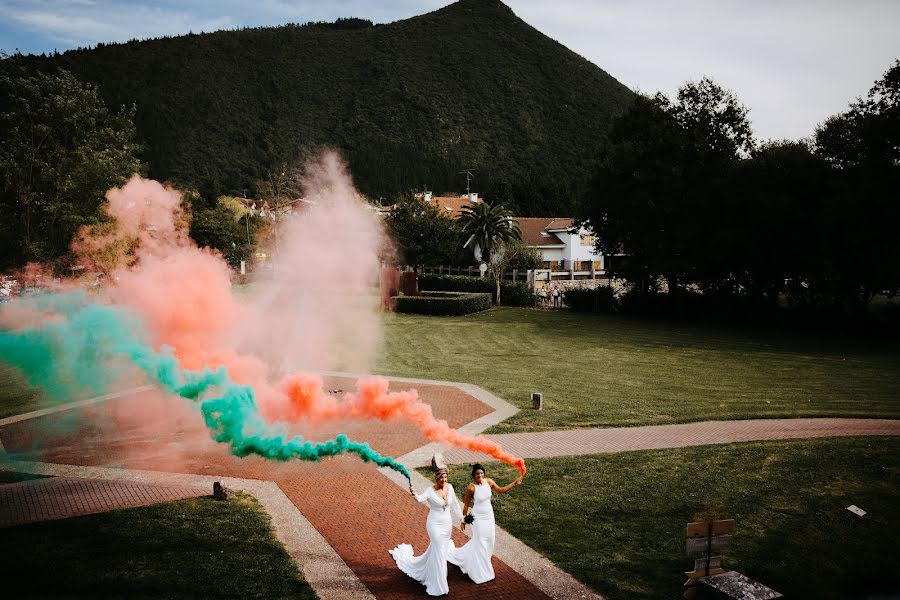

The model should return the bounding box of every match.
[8,0,634,215]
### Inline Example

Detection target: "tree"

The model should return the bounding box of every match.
[189,195,261,267]
[670,77,754,160]
[816,59,899,169]
[584,93,688,295]
[584,78,754,306]
[488,238,542,298]
[385,194,466,270]
[255,163,301,261]
[813,59,900,307]
[498,239,543,271]
[0,67,143,269]
[458,201,521,304]
[722,141,831,304]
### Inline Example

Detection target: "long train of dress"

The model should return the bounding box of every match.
[449,481,496,584]
[390,484,463,596]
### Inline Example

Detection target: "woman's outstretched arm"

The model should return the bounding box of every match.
[488,476,523,495]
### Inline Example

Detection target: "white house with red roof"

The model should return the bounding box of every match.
[513,217,604,272]
[419,191,604,272]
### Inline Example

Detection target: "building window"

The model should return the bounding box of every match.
[580,234,596,247]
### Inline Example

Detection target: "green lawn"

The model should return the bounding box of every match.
[378,307,900,432]
[0,361,44,419]
[0,359,145,419]
[437,437,900,600]
[0,492,316,599]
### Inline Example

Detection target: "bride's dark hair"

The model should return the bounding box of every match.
[470,463,486,479]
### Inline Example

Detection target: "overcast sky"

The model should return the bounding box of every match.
[2,0,898,142]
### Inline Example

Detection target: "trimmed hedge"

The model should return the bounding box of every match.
[392,291,492,316]
[417,274,536,307]
[563,286,617,313]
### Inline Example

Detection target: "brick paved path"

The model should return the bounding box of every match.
[0,377,550,600]
[3,375,898,599]
[434,418,900,466]
[0,476,208,527]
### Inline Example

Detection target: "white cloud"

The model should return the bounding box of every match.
[1,1,235,48]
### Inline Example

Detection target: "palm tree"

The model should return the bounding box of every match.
[458,201,521,305]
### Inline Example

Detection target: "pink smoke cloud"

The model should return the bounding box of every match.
[15,151,525,475]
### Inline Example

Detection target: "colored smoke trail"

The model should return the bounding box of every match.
[2,151,524,479]
[276,374,527,476]
[238,150,387,374]
[0,291,410,480]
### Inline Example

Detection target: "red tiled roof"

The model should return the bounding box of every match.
[429,196,482,217]
[513,217,566,246]
[546,218,575,232]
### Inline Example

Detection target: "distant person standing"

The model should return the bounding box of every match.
[551,283,561,308]
[538,286,547,306]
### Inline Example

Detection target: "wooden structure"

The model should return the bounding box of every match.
[683,519,782,600]
[683,519,734,598]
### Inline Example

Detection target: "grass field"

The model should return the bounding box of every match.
[434,436,900,600]
[0,491,315,599]
[379,307,900,432]
[3,294,899,598]
[0,361,141,419]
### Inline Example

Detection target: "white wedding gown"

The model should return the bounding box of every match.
[449,481,495,583]
[390,484,463,596]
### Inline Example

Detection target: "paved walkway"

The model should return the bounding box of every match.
[0,377,573,600]
[427,417,900,466]
[2,376,898,600]
[0,476,208,527]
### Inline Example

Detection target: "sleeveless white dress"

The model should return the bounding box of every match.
[390,484,463,596]
[449,481,495,583]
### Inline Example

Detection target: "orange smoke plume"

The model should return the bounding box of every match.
[275,373,527,476]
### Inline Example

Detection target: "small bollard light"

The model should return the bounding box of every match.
[213,481,228,501]
[531,392,543,410]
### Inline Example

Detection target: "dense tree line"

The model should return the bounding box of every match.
[2,0,633,217]
[583,61,900,322]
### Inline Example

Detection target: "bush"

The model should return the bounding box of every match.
[417,274,536,307]
[392,291,492,316]
[563,286,617,312]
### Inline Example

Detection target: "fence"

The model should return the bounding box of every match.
[417,265,615,289]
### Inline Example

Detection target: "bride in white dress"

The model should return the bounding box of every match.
[449,463,523,584]
[390,462,463,596]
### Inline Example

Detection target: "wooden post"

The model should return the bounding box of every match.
[213,481,228,500]
[512,269,518,283]
[531,392,543,410]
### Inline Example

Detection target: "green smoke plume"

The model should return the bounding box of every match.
[0,291,410,480]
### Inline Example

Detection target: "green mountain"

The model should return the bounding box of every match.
[10,0,634,215]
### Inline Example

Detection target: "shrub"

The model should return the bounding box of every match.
[417,274,536,307]
[564,286,617,312]
[392,291,492,316]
